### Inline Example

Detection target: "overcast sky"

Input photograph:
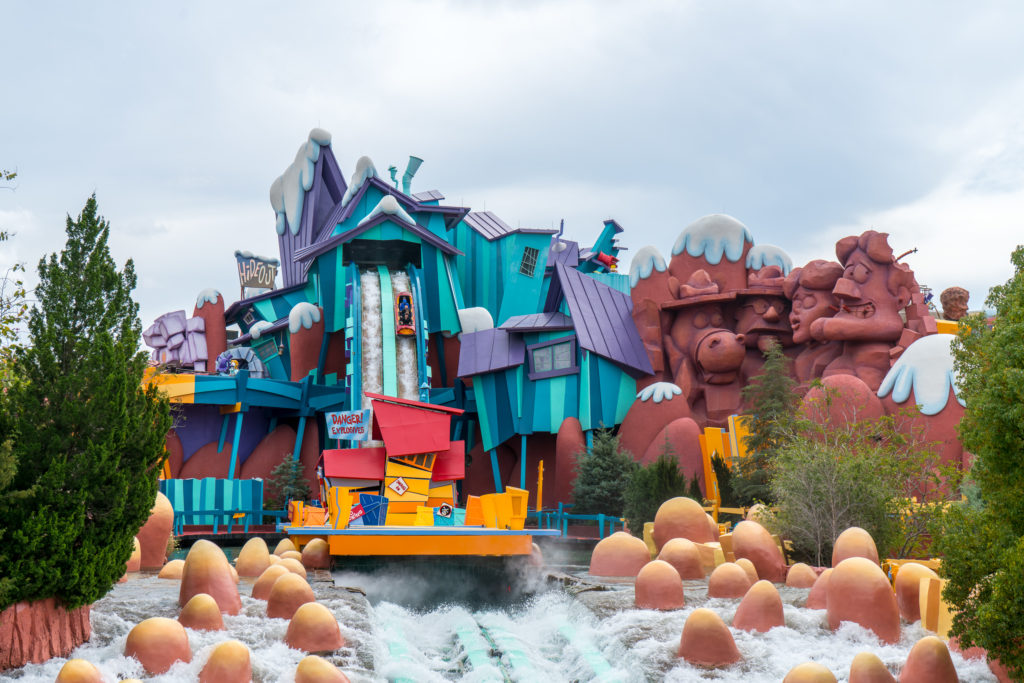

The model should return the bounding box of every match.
[3,2,1024,330]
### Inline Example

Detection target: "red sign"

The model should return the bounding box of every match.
[349,504,366,522]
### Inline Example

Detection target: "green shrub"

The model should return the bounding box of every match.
[267,453,311,508]
[623,437,700,536]
[571,430,636,517]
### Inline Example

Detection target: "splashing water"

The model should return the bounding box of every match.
[390,269,420,401]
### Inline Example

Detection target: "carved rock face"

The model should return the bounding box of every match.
[734,294,793,352]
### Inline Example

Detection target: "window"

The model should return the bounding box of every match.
[527,335,578,380]
[242,309,256,326]
[519,246,539,277]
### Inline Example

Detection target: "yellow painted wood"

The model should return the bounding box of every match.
[327,532,533,556]
[919,577,953,639]
[415,507,435,526]
[145,373,196,403]
[386,459,434,480]
[727,414,751,461]
[219,402,242,414]
[326,487,352,530]
[480,492,514,530]
[385,512,419,526]
[935,319,958,334]
[643,522,657,559]
[384,475,430,502]
[504,486,528,530]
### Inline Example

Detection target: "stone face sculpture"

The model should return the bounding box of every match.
[783,260,844,384]
[734,266,794,382]
[939,286,968,321]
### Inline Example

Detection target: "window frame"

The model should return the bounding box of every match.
[519,246,540,278]
[526,334,579,380]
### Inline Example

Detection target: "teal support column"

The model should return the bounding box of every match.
[227,411,245,479]
[489,449,503,493]
[293,415,307,461]
[217,414,230,452]
[585,429,594,452]
[519,434,527,490]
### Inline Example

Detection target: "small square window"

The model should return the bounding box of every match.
[520,246,539,278]
[242,310,256,326]
[527,336,578,380]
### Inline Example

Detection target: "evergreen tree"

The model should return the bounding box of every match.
[934,245,1024,679]
[0,195,172,610]
[571,429,636,517]
[623,436,698,536]
[267,453,311,508]
[733,340,799,504]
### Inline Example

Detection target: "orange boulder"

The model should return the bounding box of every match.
[732,580,784,632]
[783,662,837,682]
[786,563,819,588]
[832,527,879,567]
[126,537,142,572]
[252,565,291,600]
[657,537,705,579]
[706,514,720,541]
[199,640,251,683]
[634,560,685,610]
[893,563,938,623]
[806,568,832,609]
[677,608,741,667]
[281,557,308,579]
[179,540,241,615]
[899,636,957,683]
[267,572,316,619]
[234,537,271,578]
[301,539,331,570]
[124,617,192,675]
[178,593,224,631]
[282,550,304,562]
[653,497,713,550]
[274,538,297,556]
[285,602,345,653]
[589,531,651,577]
[731,521,786,582]
[849,652,896,683]
[137,491,175,570]
[55,659,104,683]
[707,562,753,598]
[735,558,758,583]
[827,557,900,644]
[294,655,351,683]
[158,559,185,579]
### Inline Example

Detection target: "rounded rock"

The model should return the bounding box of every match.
[849,651,896,683]
[676,608,741,667]
[899,636,957,683]
[733,580,784,632]
[653,497,714,550]
[252,564,291,600]
[267,572,316,619]
[301,538,331,570]
[281,557,308,578]
[286,602,345,653]
[827,557,900,644]
[783,662,837,682]
[735,557,758,583]
[124,617,192,675]
[199,640,251,683]
[707,562,753,598]
[786,563,819,588]
[179,539,241,615]
[56,659,104,683]
[634,560,685,610]
[588,531,651,577]
[178,593,224,631]
[268,554,283,565]
[295,655,351,683]
[657,537,705,579]
[706,514,720,541]
[138,491,175,569]
[126,537,142,572]
[806,568,832,609]
[731,520,787,582]
[832,527,880,567]
[281,550,304,562]
[274,538,297,556]
[158,559,185,579]
[235,537,272,577]
[893,563,939,623]
[229,564,239,583]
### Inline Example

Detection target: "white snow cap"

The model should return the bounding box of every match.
[629,246,667,288]
[671,214,753,264]
[746,244,793,275]
[457,307,494,335]
[234,249,280,265]
[341,156,378,207]
[358,194,416,228]
[249,320,274,339]
[877,333,965,415]
[288,302,322,334]
[195,288,221,310]
[637,382,682,404]
[269,129,332,236]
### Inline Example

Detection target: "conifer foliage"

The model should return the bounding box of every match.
[571,430,636,517]
[0,196,172,609]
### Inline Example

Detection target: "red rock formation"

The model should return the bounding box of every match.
[553,417,585,504]
[0,598,91,670]
[832,527,880,567]
[708,562,753,598]
[731,520,787,582]
[733,580,784,632]
[589,532,651,577]
[677,608,741,667]
[137,492,174,570]
[826,557,900,644]
[289,305,325,382]
[165,430,184,478]
[199,640,251,683]
[193,291,226,374]
[239,424,299,482]
[802,375,884,427]
[653,497,714,550]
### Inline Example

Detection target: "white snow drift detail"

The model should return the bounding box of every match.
[629,246,667,287]
[877,334,965,415]
[671,214,753,264]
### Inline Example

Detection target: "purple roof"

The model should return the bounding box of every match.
[457,328,525,377]
[412,189,445,202]
[463,211,558,242]
[499,311,573,332]
[551,263,653,377]
[229,317,289,346]
[547,238,580,269]
[294,212,463,265]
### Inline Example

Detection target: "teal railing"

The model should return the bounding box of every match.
[529,503,623,539]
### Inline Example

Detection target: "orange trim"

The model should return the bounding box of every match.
[327,532,532,556]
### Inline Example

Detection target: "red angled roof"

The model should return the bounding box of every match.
[432,441,465,482]
[367,393,460,457]
[364,392,464,415]
[321,447,386,480]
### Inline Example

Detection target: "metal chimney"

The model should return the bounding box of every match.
[402,156,423,195]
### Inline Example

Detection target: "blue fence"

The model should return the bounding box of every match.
[160,478,283,534]
[529,503,623,539]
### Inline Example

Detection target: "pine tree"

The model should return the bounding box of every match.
[267,453,311,508]
[571,430,636,516]
[733,340,799,504]
[0,195,172,609]
[623,436,697,536]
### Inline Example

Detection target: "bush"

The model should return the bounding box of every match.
[623,437,700,536]
[571,430,636,517]
[267,453,311,508]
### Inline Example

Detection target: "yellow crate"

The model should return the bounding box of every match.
[504,487,528,530]
[480,492,514,530]
[385,511,419,526]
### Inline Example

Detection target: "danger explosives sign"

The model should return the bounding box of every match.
[326,409,371,440]
[388,477,410,496]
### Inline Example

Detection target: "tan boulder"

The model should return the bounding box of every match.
[267,572,316,619]
[899,636,957,683]
[281,550,304,562]
[832,527,879,567]
[735,558,758,583]
[281,557,308,579]
[893,563,939,623]
[707,562,753,598]
[274,538,298,556]
[269,554,283,566]
[252,565,291,600]
[653,497,713,550]
[55,659,104,683]
[677,608,741,667]
[302,538,331,569]
[806,568,832,609]
[706,513,720,541]
[179,540,241,615]
[732,580,784,632]
[199,640,251,683]
[588,531,650,577]
[229,564,239,583]
[158,559,185,579]
[126,537,142,572]
[731,520,786,582]
[657,537,705,579]
[235,537,272,577]
[294,655,351,683]
[827,557,899,644]
[285,602,345,653]
[138,491,175,569]
[634,560,685,610]
[178,593,224,631]
[783,662,837,682]
[124,617,192,675]
[786,563,819,588]
[849,651,896,683]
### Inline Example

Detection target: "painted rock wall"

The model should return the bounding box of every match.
[0,599,91,670]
